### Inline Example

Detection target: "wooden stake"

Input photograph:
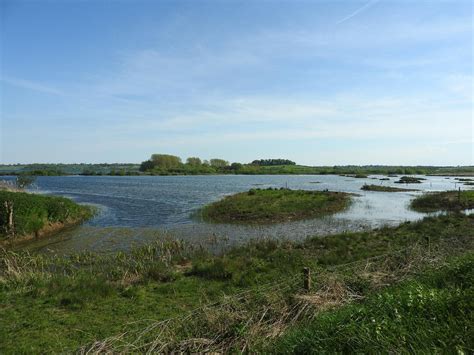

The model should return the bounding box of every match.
[303,267,311,291]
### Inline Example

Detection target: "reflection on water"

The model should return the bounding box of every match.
[2,174,471,254]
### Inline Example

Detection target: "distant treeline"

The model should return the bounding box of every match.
[0,163,140,176]
[1,158,473,176]
[251,159,296,166]
[139,154,238,175]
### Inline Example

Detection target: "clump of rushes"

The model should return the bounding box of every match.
[361,184,418,192]
[200,188,352,224]
[410,190,474,212]
[0,190,94,241]
[395,176,426,184]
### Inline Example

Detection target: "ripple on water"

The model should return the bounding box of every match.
[2,174,469,254]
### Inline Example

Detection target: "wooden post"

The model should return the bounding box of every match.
[458,187,461,203]
[303,267,311,291]
[4,201,14,238]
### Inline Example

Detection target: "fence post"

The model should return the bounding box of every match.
[4,201,15,238]
[303,267,311,291]
[458,187,461,203]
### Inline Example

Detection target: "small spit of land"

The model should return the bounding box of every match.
[410,190,474,212]
[395,176,426,184]
[361,184,418,192]
[0,190,94,245]
[200,188,352,224]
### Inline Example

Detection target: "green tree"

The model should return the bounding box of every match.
[139,160,155,172]
[16,175,36,189]
[210,159,229,168]
[230,162,243,171]
[186,157,202,166]
[151,154,182,169]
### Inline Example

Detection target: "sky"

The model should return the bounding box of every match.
[0,0,473,165]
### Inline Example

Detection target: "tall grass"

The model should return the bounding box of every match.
[0,190,94,240]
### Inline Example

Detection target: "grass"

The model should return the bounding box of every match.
[0,190,94,241]
[361,184,418,192]
[395,176,426,184]
[265,253,474,353]
[0,213,472,353]
[410,190,474,212]
[200,188,352,224]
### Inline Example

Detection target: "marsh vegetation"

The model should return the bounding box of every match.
[0,190,94,244]
[0,214,472,352]
[410,190,474,212]
[200,188,352,224]
[361,184,418,192]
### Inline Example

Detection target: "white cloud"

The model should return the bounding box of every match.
[1,77,65,96]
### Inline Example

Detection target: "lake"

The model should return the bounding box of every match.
[3,174,469,254]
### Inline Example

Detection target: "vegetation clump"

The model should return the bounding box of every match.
[200,188,351,224]
[0,190,94,242]
[361,184,418,192]
[395,176,426,184]
[410,190,474,212]
[250,159,296,166]
[265,253,474,354]
[2,161,474,177]
[0,214,472,353]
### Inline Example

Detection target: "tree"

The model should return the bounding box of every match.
[16,175,36,189]
[150,154,182,169]
[139,160,154,172]
[186,157,202,166]
[210,159,229,168]
[251,159,296,166]
[230,162,243,171]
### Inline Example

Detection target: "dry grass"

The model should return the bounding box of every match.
[79,233,472,354]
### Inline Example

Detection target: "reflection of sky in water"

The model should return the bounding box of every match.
[2,174,471,254]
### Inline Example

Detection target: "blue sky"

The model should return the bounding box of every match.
[1,0,472,165]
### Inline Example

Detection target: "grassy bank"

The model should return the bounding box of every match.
[361,184,418,192]
[395,176,426,184]
[2,163,473,177]
[411,190,474,212]
[0,190,94,243]
[200,188,351,224]
[265,253,474,353]
[0,213,472,353]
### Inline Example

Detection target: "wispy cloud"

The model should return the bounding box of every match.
[1,77,65,96]
[336,0,379,25]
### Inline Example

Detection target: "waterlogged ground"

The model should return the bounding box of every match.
[2,174,470,254]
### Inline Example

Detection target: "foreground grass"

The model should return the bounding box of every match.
[0,190,94,242]
[266,253,474,353]
[411,190,474,212]
[361,184,417,192]
[0,214,472,353]
[201,188,351,224]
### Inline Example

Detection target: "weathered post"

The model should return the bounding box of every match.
[4,201,14,238]
[303,267,311,291]
[458,187,461,203]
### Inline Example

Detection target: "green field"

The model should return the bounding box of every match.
[200,188,352,223]
[1,162,473,176]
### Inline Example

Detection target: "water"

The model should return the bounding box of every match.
[2,174,470,254]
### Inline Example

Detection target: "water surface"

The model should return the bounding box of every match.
[3,174,469,254]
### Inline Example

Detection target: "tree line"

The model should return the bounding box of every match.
[139,154,301,174]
